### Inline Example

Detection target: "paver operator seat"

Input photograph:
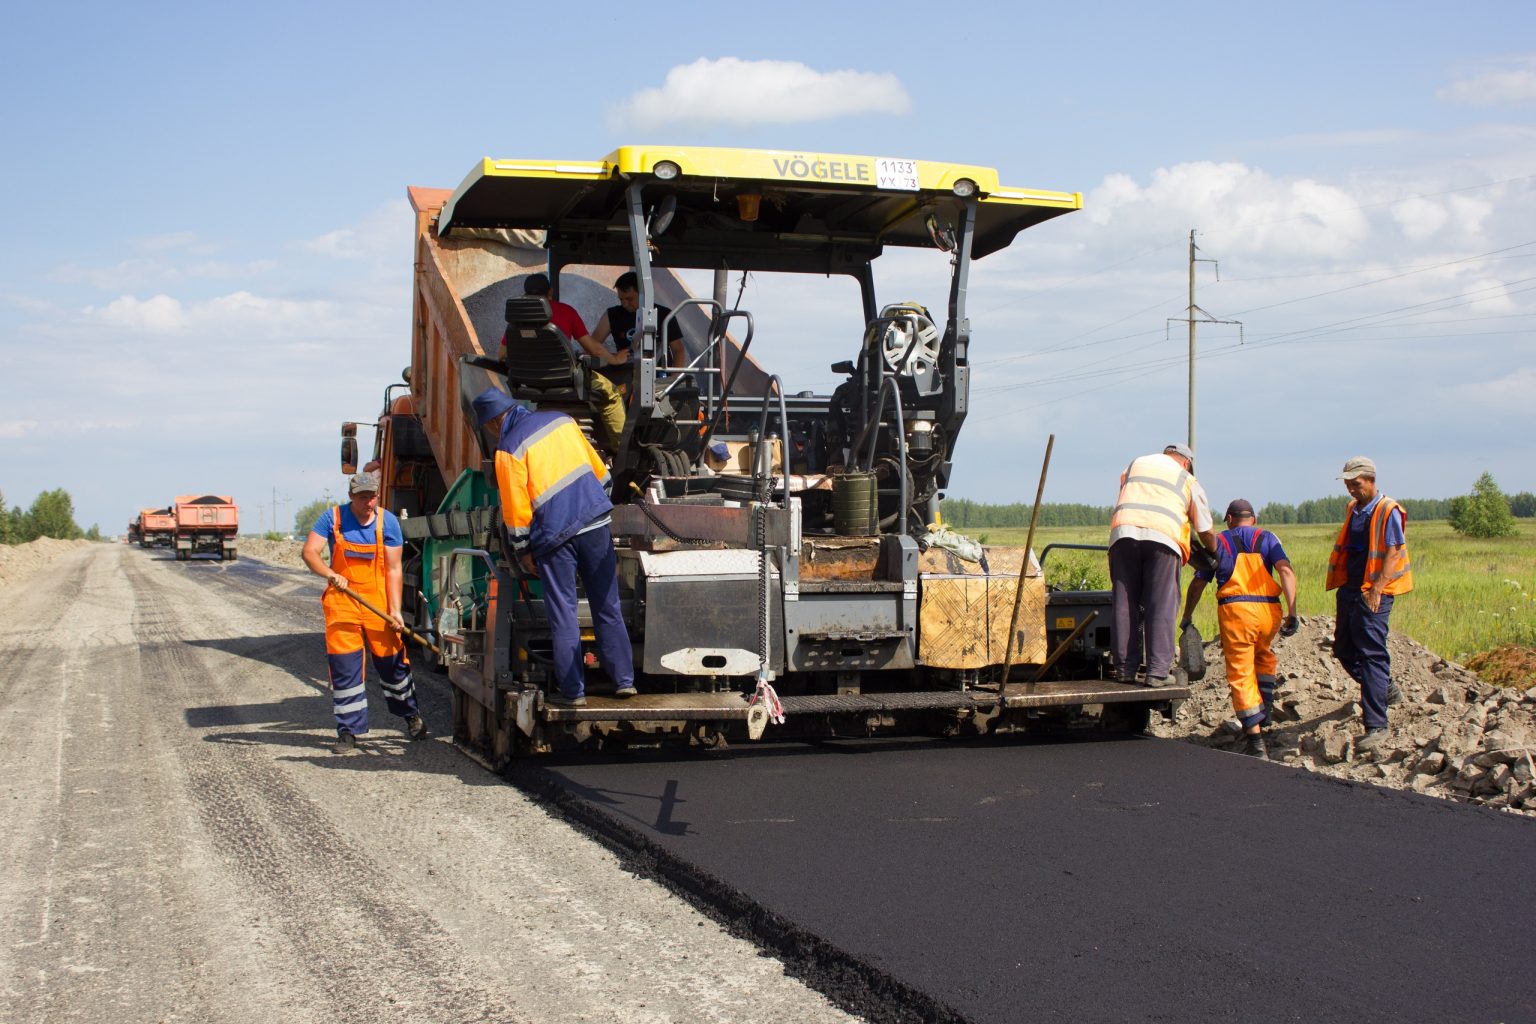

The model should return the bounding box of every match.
[499,295,609,452]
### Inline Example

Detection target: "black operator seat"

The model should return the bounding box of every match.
[500,295,605,450]
[502,296,588,401]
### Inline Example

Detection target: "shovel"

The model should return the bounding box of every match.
[336,584,444,658]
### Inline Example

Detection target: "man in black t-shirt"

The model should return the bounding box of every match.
[589,271,687,386]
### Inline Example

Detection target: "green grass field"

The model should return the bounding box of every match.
[974,520,1536,662]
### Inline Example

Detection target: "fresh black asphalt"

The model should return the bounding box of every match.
[519,733,1536,1024]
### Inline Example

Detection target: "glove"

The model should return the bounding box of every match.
[1279,615,1299,638]
[1189,545,1219,575]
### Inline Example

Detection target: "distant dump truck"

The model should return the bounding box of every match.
[137,507,177,549]
[172,495,238,561]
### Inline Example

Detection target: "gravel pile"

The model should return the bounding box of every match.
[0,538,96,588]
[1150,616,1536,817]
[237,537,305,567]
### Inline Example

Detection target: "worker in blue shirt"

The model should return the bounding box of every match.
[1180,499,1298,760]
[1325,456,1413,755]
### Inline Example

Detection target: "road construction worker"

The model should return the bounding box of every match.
[301,470,424,752]
[1108,443,1218,686]
[1179,499,1299,760]
[1325,456,1413,756]
[499,272,625,451]
[589,270,688,385]
[473,387,636,708]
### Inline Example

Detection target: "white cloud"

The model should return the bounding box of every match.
[298,200,409,260]
[1438,57,1536,105]
[90,293,187,332]
[1081,161,1370,259]
[610,58,910,130]
[1452,366,1536,414]
[78,289,351,343]
[1391,196,1450,241]
[0,419,39,440]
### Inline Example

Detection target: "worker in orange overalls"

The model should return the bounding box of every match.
[301,470,424,753]
[1179,499,1298,760]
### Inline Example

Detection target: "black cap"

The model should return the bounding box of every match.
[1224,498,1255,518]
[522,272,551,296]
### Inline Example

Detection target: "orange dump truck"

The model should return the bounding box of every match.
[172,495,239,561]
[138,507,177,548]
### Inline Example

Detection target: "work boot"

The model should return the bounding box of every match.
[405,715,428,741]
[1386,682,1404,706]
[1144,675,1174,688]
[613,685,638,699]
[546,692,587,708]
[1239,733,1269,760]
[1356,727,1390,757]
[332,731,359,755]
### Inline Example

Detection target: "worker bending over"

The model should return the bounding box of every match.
[473,388,636,707]
[1108,443,1218,686]
[1180,499,1298,760]
[301,471,425,752]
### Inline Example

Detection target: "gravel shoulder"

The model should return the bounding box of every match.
[1150,615,1536,816]
[0,545,857,1024]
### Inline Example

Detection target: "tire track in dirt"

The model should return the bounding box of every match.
[121,552,522,1024]
[1,548,298,1023]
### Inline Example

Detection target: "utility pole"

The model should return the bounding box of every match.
[1168,229,1242,456]
[271,486,291,535]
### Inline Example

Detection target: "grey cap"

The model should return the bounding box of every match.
[348,470,380,495]
[1224,498,1255,518]
[1338,456,1377,480]
[1163,443,1195,465]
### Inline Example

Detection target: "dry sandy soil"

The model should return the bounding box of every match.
[0,542,857,1024]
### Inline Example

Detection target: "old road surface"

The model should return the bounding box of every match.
[1,546,856,1024]
[5,546,1534,1024]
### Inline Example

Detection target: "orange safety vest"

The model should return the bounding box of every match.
[1216,528,1282,609]
[1326,497,1413,595]
[1110,453,1196,561]
[320,505,388,624]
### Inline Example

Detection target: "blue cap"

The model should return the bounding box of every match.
[708,441,730,461]
[472,387,517,426]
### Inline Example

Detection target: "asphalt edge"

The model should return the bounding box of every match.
[507,761,970,1024]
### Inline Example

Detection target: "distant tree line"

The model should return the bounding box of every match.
[0,487,97,544]
[943,486,1536,530]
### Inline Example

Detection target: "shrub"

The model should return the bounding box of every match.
[1449,472,1516,539]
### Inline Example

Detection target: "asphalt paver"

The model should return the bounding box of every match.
[523,733,1536,1024]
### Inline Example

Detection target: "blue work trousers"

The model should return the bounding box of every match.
[536,527,635,700]
[1334,588,1395,729]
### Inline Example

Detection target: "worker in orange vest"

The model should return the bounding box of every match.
[1325,456,1412,755]
[1179,499,1299,759]
[301,470,426,752]
[1108,444,1219,686]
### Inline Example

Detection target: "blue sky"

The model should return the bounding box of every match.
[3,1,1533,533]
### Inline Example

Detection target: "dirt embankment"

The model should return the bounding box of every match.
[0,538,97,588]
[1151,616,1536,816]
[235,537,305,566]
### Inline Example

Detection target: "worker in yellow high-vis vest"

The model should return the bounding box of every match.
[1108,443,1218,687]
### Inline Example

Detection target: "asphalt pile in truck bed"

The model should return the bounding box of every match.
[1150,616,1536,816]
